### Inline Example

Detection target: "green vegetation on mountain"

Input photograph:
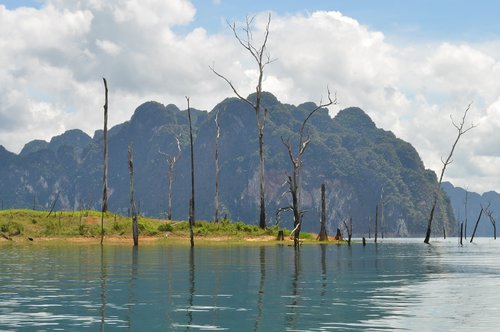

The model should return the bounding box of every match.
[0,93,454,236]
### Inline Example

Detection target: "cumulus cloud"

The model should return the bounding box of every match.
[1,2,500,192]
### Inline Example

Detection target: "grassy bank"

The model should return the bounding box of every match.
[0,209,324,244]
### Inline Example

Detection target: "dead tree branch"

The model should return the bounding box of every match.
[210,13,273,229]
[159,136,181,220]
[424,103,475,244]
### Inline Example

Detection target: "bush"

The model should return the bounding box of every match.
[0,221,24,236]
[158,223,173,232]
[79,224,101,236]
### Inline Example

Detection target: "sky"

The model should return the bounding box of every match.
[1,1,500,194]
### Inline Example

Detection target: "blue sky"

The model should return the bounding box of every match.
[5,0,500,41]
[189,1,500,41]
[1,0,500,193]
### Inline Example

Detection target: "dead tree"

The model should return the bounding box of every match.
[159,136,181,220]
[101,77,109,245]
[187,97,195,247]
[210,14,273,229]
[484,204,496,240]
[317,183,328,241]
[424,104,475,244]
[343,218,353,246]
[460,222,463,246]
[214,111,221,223]
[374,205,378,243]
[47,191,60,217]
[280,92,335,247]
[128,145,139,246]
[275,206,292,241]
[470,207,483,243]
[464,189,468,240]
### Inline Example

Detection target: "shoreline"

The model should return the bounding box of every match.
[0,234,350,246]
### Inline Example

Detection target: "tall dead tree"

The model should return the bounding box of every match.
[343,218,353,246]
[210,14,273,229]
[159,136,181,220]
[317,183,328,241]
[187,97,195,247]
[470,207,483,243]
[484,203,496,240]
[424,104,475,244]
[464,189,468,239]
[281,91,335,247]
[214,111,221,223]
[374,205,378,243]
[101,77,109,245]
[128,145,138,246]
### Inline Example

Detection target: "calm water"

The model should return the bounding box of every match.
[1,238,500,331]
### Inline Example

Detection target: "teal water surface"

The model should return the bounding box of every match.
[1,238,500,331]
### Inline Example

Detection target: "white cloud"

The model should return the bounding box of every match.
[95,39,122,56]
[1,2,500,193]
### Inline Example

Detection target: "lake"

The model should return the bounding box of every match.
[1,238,500,331]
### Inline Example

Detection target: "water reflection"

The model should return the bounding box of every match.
[285,249,302,330]
[253,246,265,332]
[2,239,500,331]
[188,246,195,328]
[100,245,107,332]
[127,246,138,331]
[320,244,327,300]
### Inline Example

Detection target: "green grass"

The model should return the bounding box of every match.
[0,209,318,242]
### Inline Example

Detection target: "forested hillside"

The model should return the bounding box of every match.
[0,92,454,236]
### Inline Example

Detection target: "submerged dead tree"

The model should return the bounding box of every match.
[128,145,138,246]
[210,14,273,229]
[464,189,469,240]
[159,136,181,220]
[317,183,328,241]
[470,207,483,243]
[101,77,109,245]
[187,97,195,247]
[484,204,496,240]
[281,90,335,248]
[424,104,475,244]
[214,111,221,223]
[343,218,353,246]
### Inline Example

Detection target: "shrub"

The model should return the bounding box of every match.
[0,221,23,236]
[158,223,173,232]
[79,224,101,236]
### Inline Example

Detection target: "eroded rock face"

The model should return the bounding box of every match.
[0,93,453,236]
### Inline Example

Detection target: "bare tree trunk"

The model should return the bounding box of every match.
[443,225,446,239]
[187,97,195,247]
[258,125,266,228]
[470,208,483,243]
[484,203,496,240]
[343,218,352,246]
[189,198,194,247]
[381,203,384,239]
[160,137,181,221]
[464,189,468,240]
[168,164,173,220]
[374,205,378,243]
[318,183,328,241]
[101,77,109,245]
[128,145,139,246]
[460,222,463,246]
[214,111,220,223]
[282,91,335,248]
[210,14,273,229]
[424,104,475,244]
[47,192,60,217]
